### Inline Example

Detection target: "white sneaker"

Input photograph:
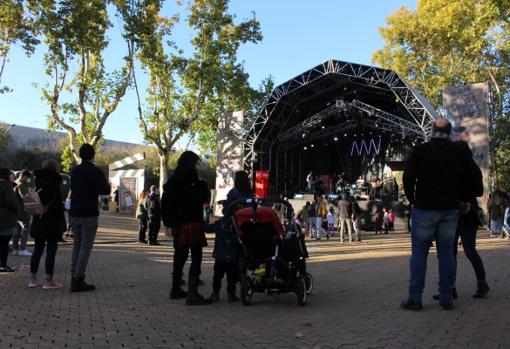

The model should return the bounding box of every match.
[18,249,32,257]
[12,250,19,256]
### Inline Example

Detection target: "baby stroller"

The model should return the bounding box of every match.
[229,198,313,306]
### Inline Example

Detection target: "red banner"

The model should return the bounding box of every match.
[255,170,270,198]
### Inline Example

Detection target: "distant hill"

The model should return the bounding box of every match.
[1,123,145,151]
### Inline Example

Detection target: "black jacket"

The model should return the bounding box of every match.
[161,171,210,228]
[403,137,471,210]
[459,150,484,229]
[31,170,66,239]
[70,161,110,217]
[0,180,20,231]
[145,192,161,222]
[206,216,239,263]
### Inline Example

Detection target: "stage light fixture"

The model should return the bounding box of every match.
[304,146,307,150]
[311,144,314,148]
[302,133,306,138]
[321,125,325,129]
[334,137,338,141]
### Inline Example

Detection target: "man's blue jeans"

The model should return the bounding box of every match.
[409,208,459,302]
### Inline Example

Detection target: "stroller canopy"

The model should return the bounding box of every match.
[234,206,286,236]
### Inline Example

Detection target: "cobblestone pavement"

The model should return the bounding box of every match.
[1,213,510,349]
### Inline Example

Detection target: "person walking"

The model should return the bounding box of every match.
[0,169,21,273]
[28,160,67,289]
[447,141,489,299]
[12,170,33,256]
[70,144,110,292]
[401,118,471,311]
[161,151,211,305]
[136,190,148,243]
[145,185,161,245]
[308,200,317,239]
[299,202,311,237]
[338,195,353,243]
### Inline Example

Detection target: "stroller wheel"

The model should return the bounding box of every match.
[240,275,253,306]
[296,275,307,306]
[305,272,313,295]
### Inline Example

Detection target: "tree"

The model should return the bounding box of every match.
[0,125,12,156]
[128,0,262,191]
[373,0,510,189]
[28,0,136,162]
[0,0,38,93]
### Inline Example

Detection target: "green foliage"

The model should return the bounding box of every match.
[0,0,38,92]
[28,0,135,161]
[373,0,510,189]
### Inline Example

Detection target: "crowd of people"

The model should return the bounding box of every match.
[1,118,509,311]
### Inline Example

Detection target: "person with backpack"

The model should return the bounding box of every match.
[0,169,21,273]
[28,160,67,289]
[145,185,161,245]
[12,170,33,256]
[70,144,110,292]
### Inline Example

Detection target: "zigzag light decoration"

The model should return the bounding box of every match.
[350,138,382,156]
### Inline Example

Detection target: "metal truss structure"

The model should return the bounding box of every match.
[243,59,438,171]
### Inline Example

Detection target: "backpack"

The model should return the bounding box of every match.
[22,189,47,216]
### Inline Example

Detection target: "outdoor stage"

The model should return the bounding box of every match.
[242,59,440,223]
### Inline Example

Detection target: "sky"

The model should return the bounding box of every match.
[0,0,416,147]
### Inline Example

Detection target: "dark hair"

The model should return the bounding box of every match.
[176,151,200,175]
[234,171,252,197]
[42,159,60,173]
[454,140,473,157]
[0,168,12,180]
[432,119,452,135]
[79,143,96,161]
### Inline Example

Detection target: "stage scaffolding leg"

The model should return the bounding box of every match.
[284,151,287,194]
[299,152,302,192]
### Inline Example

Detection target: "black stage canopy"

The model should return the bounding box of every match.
[244,59,438,195]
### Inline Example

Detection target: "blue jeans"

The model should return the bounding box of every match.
[408,208,459,302]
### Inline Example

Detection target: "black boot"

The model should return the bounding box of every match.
[209,291,220,303]
[473,282,490,298]
[186,276,212,305]
[227,293,239,303]
[71,277,95,292]
[170,273,187,299]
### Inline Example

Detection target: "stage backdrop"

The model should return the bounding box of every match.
[443,82,490,209]
[215,111,244,216]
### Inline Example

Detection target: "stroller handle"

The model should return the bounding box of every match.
[225,197,294,222]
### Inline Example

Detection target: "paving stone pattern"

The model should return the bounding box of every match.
[1,213,509,349]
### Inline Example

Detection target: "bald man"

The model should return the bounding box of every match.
[401,118,471,311]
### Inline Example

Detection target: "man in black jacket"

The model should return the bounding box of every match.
[145,185,161,245]
[70,144,110,292]
[401,118,471,311]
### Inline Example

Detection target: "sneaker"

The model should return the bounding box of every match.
[42,280,63,290]
[12,250,19,256]
[71,277,95,292]
[315,238,321,241]
[28,278,38,288]
[400,299,423,311]
[0,266,15,273]
[18,249,32,257]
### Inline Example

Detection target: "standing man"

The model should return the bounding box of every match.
[70,144,110,292]
[12,170,33,256]
[145,185,161,245]
[401,118,470,311]
[337,195,353,243]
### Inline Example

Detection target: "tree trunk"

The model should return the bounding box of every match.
[159,151,169,195]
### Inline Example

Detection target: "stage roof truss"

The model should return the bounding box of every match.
[244,59,438,169]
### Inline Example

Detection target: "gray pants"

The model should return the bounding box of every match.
[71,216,98,279]
[12,217,31,251]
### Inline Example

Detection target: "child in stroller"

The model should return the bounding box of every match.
[231,198,313,306]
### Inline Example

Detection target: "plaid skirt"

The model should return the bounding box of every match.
[173,222,207,248]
